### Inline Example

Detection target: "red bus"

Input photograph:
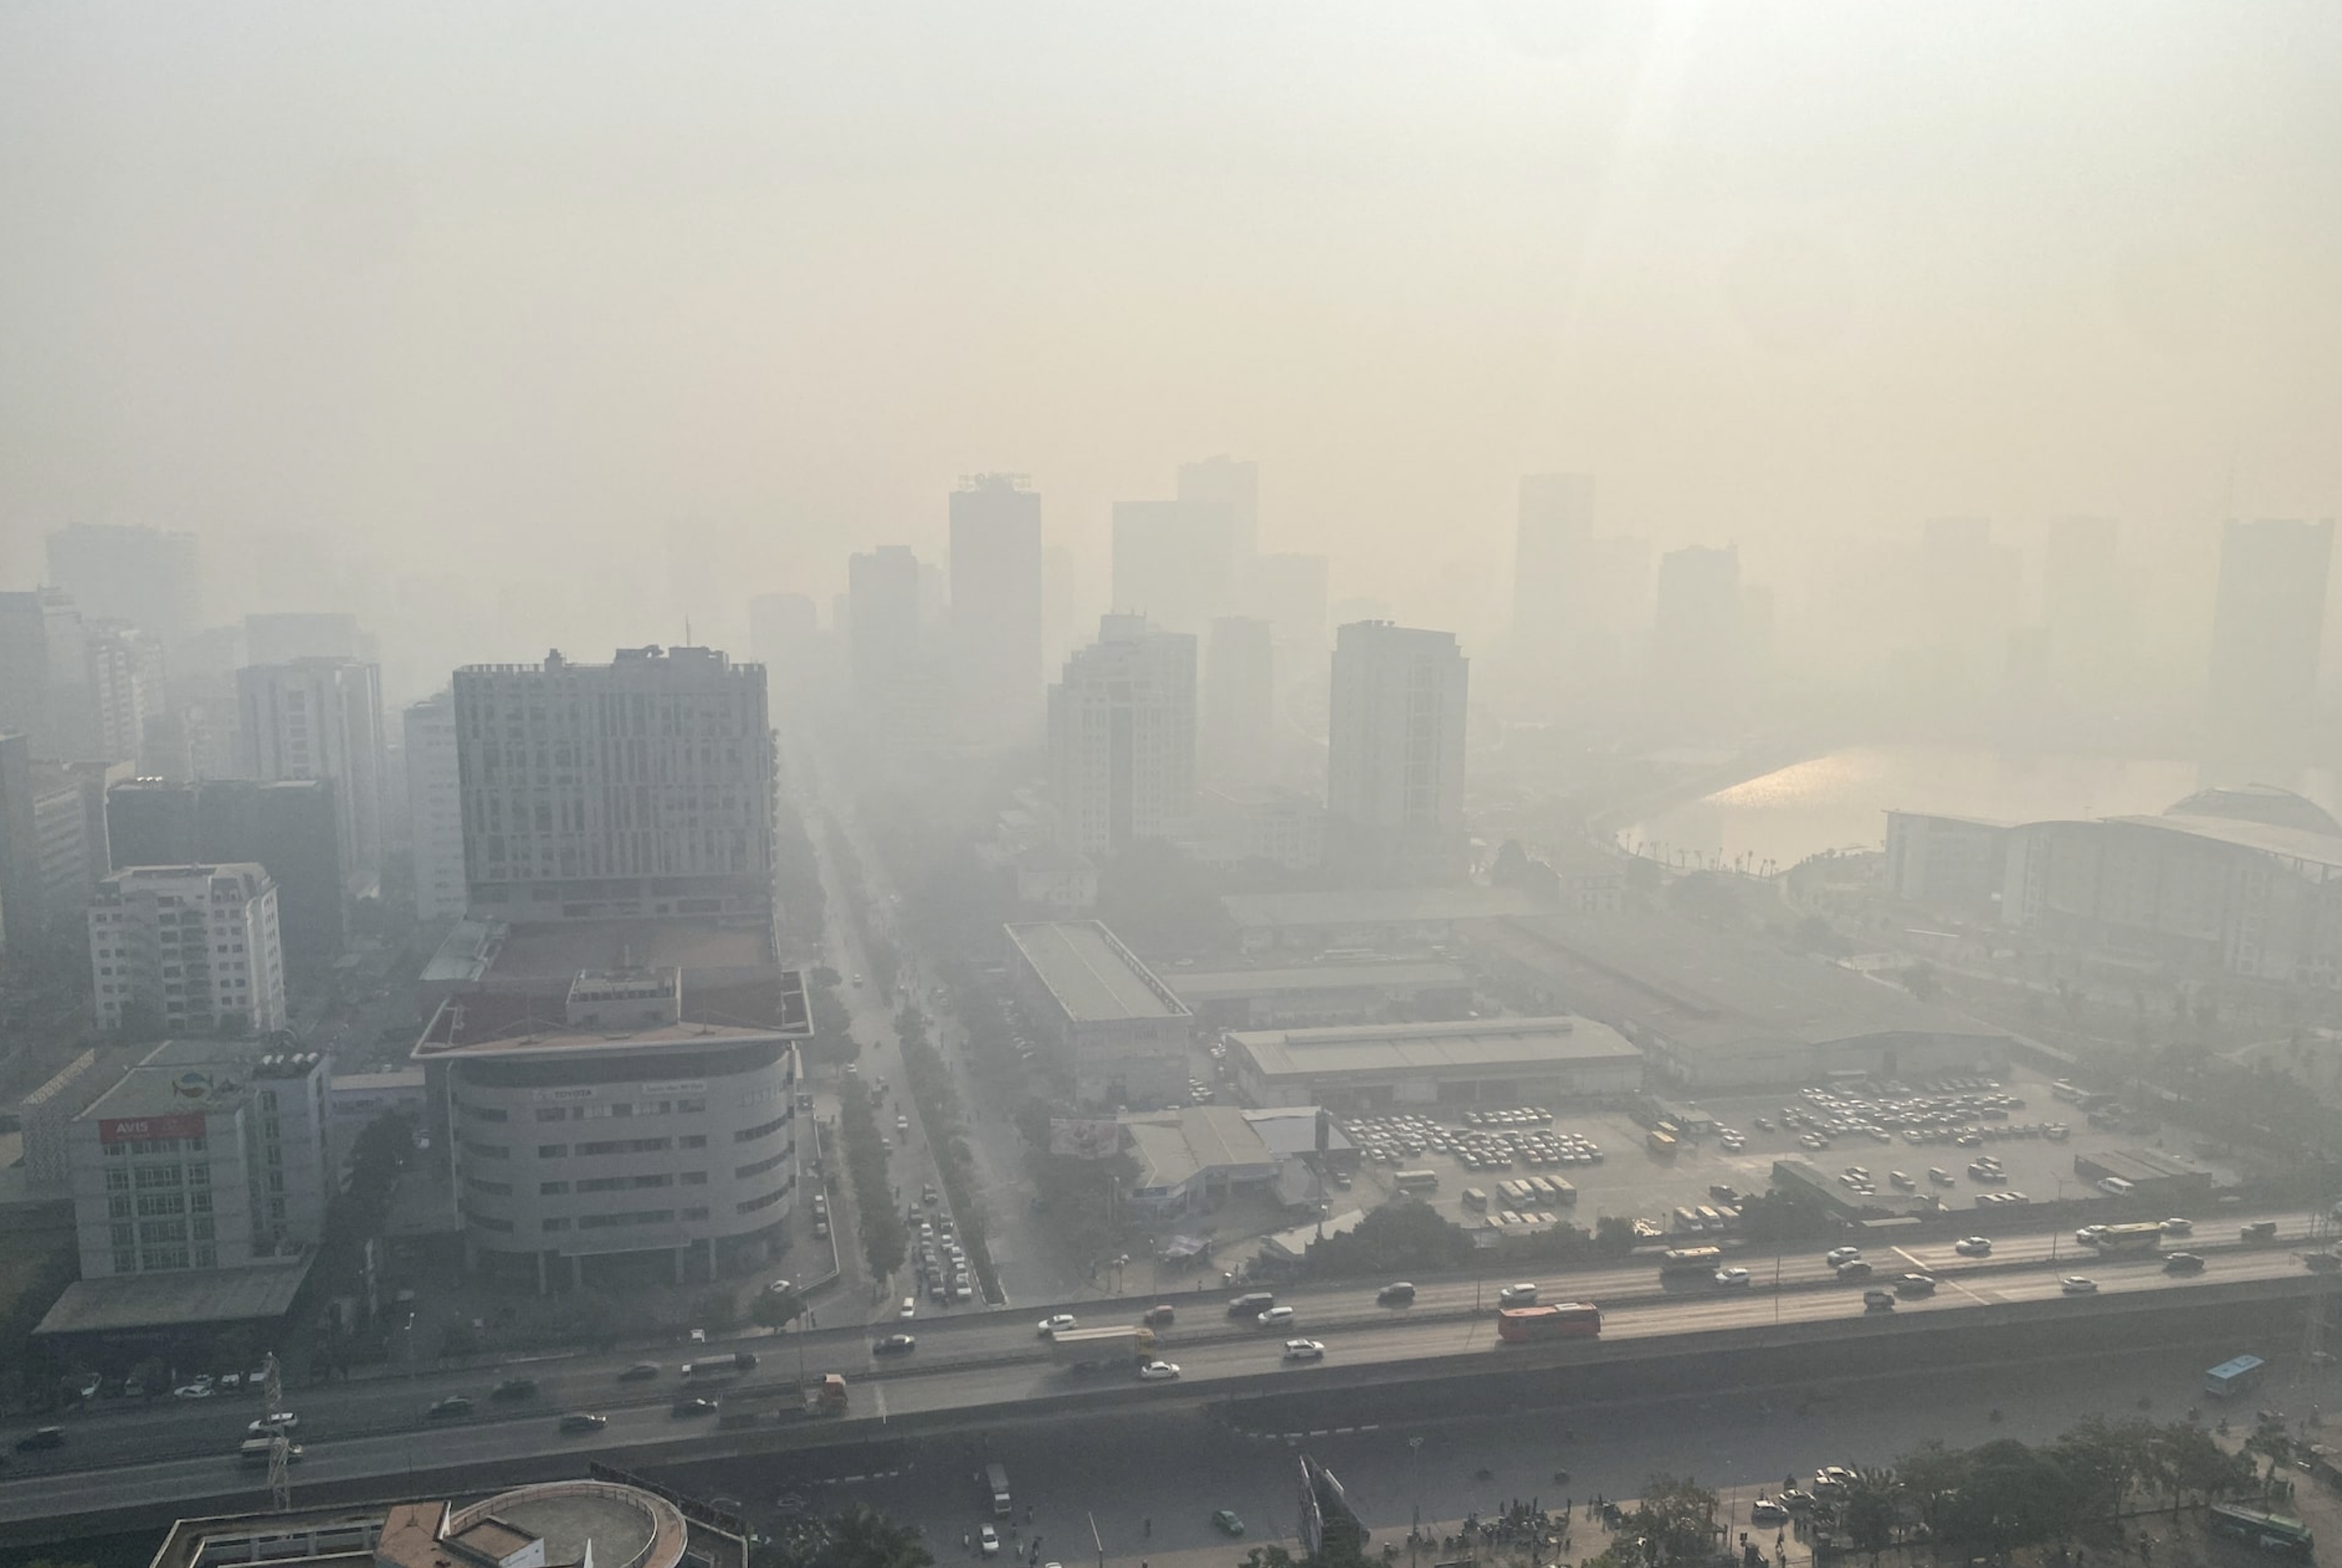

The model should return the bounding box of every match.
[1498,1303,1602,1343]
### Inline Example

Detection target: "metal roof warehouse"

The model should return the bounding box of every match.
[1228,1016,1642,1110]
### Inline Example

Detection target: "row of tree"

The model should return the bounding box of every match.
[836,1077,908,1281]
[893,1003,1000,1299]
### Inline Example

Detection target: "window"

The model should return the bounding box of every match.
[138,1218,188,1244]
[471,1214,516,1233]
[735,1114,789,1143]
[680,1134,708,1150]
[535,1107,569,1123]
[736,1151,789,1180]
[110,1222,134,1247]
[195,1245,217,1267]
[105,1168,129,1192]
[462,1140,509,1160]
[575,1136,672,1156]
[465,1175,513,1196]
[112,1248,137,1273]
[107,1195,130,1220]
[464,1104,510,1123]
[682,1205,709,1221]
[540,1180,570,1196]
[736,1186,786,1214]
[680,1171,708,1186]
[192,1217,216,1242]
[538,1144,569,1159]
[542,1217,570,1231]
[135,1192,186,1217]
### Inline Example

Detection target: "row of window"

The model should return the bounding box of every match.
[735,1113,790,1143]
[103,1136,207,1158]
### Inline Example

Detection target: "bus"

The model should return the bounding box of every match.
[2208,1505,2314,1559]
[1647,1130,1678,1158]
[1497,1303,1602,1343]
[1672,1206,1705,1233]
[2091,1221,2165,1256]
[1658,1246,1724,1275]
[1394,1169,1440,1192]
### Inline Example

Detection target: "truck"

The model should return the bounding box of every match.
[984,1462,1012,1518]
[1046,1324,1158,1368]
[2205,1356,2268,1399]
[682,1349,758,1378]
[803,1373,849,1416]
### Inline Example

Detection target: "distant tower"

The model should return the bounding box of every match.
[1202,617,1275,786]
[1511,473,1594,670]
[1048,616,1197,856]
[949,475,1046,745]
[1325,622,1469,885]
[2206,519,2334,775]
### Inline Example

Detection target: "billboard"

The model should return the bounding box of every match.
[100,1111,207,1143]
[1050,1119,1123,1159]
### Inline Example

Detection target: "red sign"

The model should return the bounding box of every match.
[99,1111,206,1143]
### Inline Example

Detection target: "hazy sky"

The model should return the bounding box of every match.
[3,2,2337,633]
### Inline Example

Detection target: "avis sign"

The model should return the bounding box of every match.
[100,1111,206,1143]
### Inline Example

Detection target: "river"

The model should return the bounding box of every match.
[1620,743,2342,873]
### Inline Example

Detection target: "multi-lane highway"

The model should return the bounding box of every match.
[3,1214,2330,1526]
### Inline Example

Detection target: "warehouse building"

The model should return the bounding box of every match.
[1168,959,1473,1030]
[1221,886,1542,955]
[1229,1016,1641,1111]
[1005,920,1193,1107]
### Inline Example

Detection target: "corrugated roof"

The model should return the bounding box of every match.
[1231,1016,1638,1080]
[1168,961,1469,1003]
[1222,887,1542,931]
[1005,922,1189,1023]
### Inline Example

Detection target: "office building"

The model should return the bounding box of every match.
[109,778,347,962]
[45,523,202,651]
[1111,500,1235,634]
[1047,614,1197,856]
[1325,622,1469,884]
[84,620,166,766]
[1251,552,1329,657]
[0,735,100,952]
[66,1038,331,1279]
[1005,921,1193,1106]
[1510,472,1594,667]
[237,658,387,900]
[244,612,369,667]
[1650,545,1744,730]
[949,474,1046,743]
[403,693,466,921]
[0,588,92,760]
[2206,519,2334,772]
[1178,456,1260,566]
[452,646,775,925]
[1202,616,1275,785]
[87,863,289,1036]
[415,962,807,1288]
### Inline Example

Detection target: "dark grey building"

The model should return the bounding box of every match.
[107,778,347,962]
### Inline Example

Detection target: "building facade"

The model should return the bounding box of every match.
[106,778,347,963]
[45,523,203,651]
[1005,920,1193,1107]
[949,474,1046,745]
[0,587,92,761]
[403,692,466,921]
[236,657,387,901]
[87,864,288,1035]
[1047,615,1198,856]
[1325,621,1469,884]
[1202,616,1274,786]
[451,646,775,925]
[1229,1016,1643,1111]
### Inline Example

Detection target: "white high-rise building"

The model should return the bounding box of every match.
[403,692,465,921]
[1048,615,1197,856]
[87,863,288,1036]
[85,620,166,767]
[949,475,1045,744]
[1202,616,1274,786]
[236,658,387,900]
[451,646,775,924]
[1326,622,1469,884]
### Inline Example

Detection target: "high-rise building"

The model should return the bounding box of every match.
[1202,616,1275,786]
[451,646,775,924]
[44,523,202,651]
[236,658,386,900]
[2207,519,2336,772]
[949,474,1045,744]
[84,620,166,766]
[846,545,924,707]
[87,863,288,1035]
[1177,456,1260,567]
[0,734,101,953]
[1511,472,1595,667]
[2040,516,2125,701]
[1325,621,1469,884]
[1651,544,1745,730]
[106,778,347,961]
[402,693,466,922]
[243,612,369,667]
[0,588,92,760]
[1048,615,1198,856]
[1111,501,1235,634]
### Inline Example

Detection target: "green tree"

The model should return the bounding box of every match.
[839,1083,907,1279]
[1893,1439,1967,1543]
[1623,1475,1719,1565]
[1842,1467,1900,1564]
[754,1287,808,1332]
[812,1503,934,1568]
[1301,1199,1475,1279]
[1593,1214,1637,1254]
[2159,1421,2254,1514]
[2057,1414,2158,1525]
[1938,1439,2077,1555]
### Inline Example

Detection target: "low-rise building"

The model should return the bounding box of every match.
[87,863,289,1035]
[1005,920,1194,1107]
[1168,959,1473,1029]
[1221,886,1542,955]
[1229,1016,1641,1111]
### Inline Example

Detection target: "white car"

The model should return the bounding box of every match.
[1497,1283,1539,1307]
[1714,1266,1752,1288]
[979,1525,1000,1557]
[1824,1246,1862,1268]
[2160,1217,2193,1235]
[1283,1339,1326,1361]
[172,1379,215,1400]
[1037,1314,1079,1338]
[1257,1305,1296,1327]
[2061,1276,2099,1295]
[248,1413,298,1435]
[1954,1236,1993,1256]
[1137,1360,1181,1381]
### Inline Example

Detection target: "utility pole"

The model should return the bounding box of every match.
[1087,1510,1104,1568]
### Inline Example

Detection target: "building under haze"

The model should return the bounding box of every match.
[1650,545,1744,733]
[87,863,288,1036]
[84,620,166,769]
[1510,471,1595,670]
[2205,519,2333,774]
[402,692,466,922]
[1325,621,1469,884]
[0,734,104,954]
[948,474,1045,745]
[1202,615,1275,786]
[1112,499,1236,634]
[748,591,818,679]
[45,523,202,652]
[0,588,92,761]
[1178,456,1260,568]
[236,658,386,901]
[106,778,347,963]
[1048,614,1198,857]
[1251,552,1329,659]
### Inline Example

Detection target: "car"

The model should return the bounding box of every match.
[491,1377,539,1400]
[1137,1361,1182,1381]
[852,974,864,987]
[1896,1275,1938,1296]
[2061,1276,2099,1295]
[896,1115,910,1134]
[1213,1510,1246,1537]
[2161,1217,2194,1235]
[2075,1225,2108,1246]
[1283,1339,1326,1361]
[1714,1266,1752,1288]
[1143,1303,1177,1326]
[1376,1282,1416,1305]
[766,1278,798,1295]
[671,1395,720,1417]
[1862,1290,1896,1311]
[14,1426,65,1452]
[1257,1306,1296,1327]
[976,1525,1002,1558]
[873,1333,917,1355]
[172,1379,215,1400]
[1496,1283,1539,1306]
[1954,1236,1993,1256]
[1037,1314,1079,1338]
[1824,1246,1862,1267]
[248,1413,298,1434]
[1777,1489,1817,1513]
[1751,1500,1790,1525]
[427,1397,473,1419]
[2163,1253,2206,1275]
[1835,1259,1874,1280]
[559,1412,610,1434]
[619,1361,662,1381]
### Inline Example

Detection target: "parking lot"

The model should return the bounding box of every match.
[1333,1066,2241,1238]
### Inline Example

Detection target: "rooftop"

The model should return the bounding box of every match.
[413,973,808,1061]
[424,917,782,989]
[1119,1106,1276,1188]
[2100,811,2342,872]
[1168,960,1470,1003]
[82,1063,255,1123]
[1232,1016,1639,1080]
[1222,886,1542,934]
[35,1252,314,1336]
[1005,922,1190,1024]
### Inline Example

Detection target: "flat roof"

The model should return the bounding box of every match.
[84,1065,252,1123]
[1120,1106,1276,1188]
[1478,910,2006,1056]
[1168,961,1469,1004]
[1232,1016,1639,1081]
[1005,922,1189,1024]
[2100,811,2342,871]
[427,917,781,987]
[35,1254,314,1336]
[1222,886,1541,933]
[413,975,808,1061]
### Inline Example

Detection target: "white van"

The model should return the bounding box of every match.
[899,1296,917,1319]
[238,1436,303,1464]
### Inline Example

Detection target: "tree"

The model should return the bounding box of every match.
[2159,1421,2253,1514]
[1301,1199,1475,1279]
[1901,963,1941,1002]
[754,1287,808,1332]
[2057,1414,2158,1525]
[1593,1215,1637,1254]
[813,1503,934,1568]
[1622,1475,1719,1565]
[1893,1439,1967,1544]
[1841,1467,1900,1564]
[1938,1439,2077,1555]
